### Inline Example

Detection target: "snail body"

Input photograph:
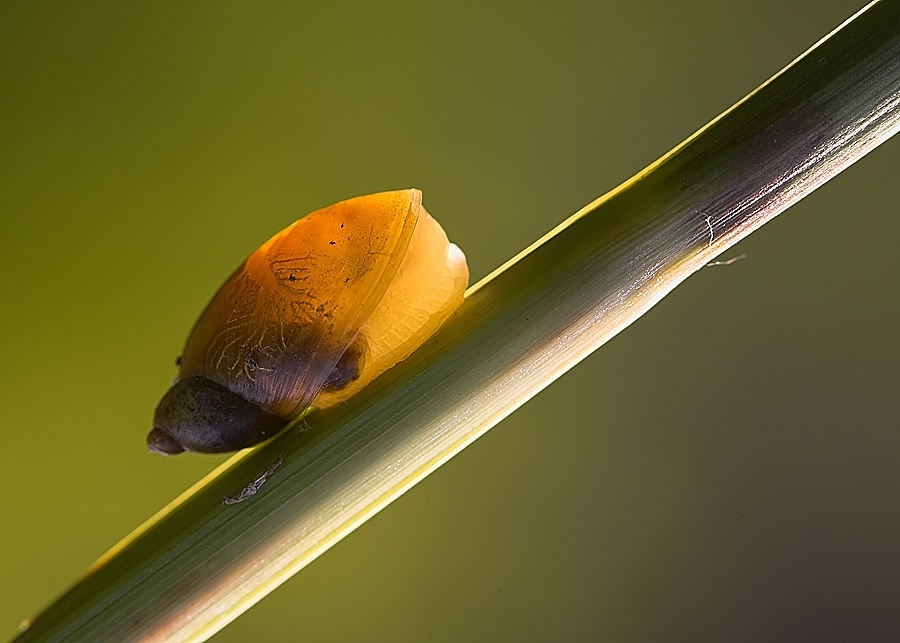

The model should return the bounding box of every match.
[149,189,468,455]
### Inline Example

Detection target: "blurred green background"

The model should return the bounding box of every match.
[2,1,898,641]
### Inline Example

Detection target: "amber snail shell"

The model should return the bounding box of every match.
[149,189,468,455]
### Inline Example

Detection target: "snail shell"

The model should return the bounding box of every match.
[149,189,468,455]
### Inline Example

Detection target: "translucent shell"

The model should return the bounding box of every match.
[314,195,468,408]
[150,189,468,454]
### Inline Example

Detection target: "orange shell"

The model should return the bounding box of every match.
[177,189,467,420]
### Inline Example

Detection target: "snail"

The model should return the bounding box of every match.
[149,189,468,455]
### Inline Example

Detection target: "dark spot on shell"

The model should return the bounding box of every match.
[322,345,363,391]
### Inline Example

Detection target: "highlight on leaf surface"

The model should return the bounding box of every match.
[149,189,469,455]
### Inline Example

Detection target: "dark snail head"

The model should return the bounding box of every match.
[149,376,286,455]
